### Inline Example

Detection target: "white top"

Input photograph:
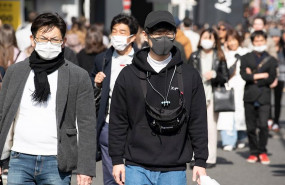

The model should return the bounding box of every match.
[217,47,249,131]
[201,50,214,105]
[14,47,27,63]
[105,49,134,123]
[147,53,172,73]
[16,23,32,51]
[183,29,200,52]
[12,70,58,155]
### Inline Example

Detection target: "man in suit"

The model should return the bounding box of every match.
[0,13,96,185]
[240,30,278,165]
[91,14,138,185]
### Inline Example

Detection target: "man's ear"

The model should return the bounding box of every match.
[129,35,137,43]
[62,37,67,48]
[30,35,35,47]
[142,31,148,42]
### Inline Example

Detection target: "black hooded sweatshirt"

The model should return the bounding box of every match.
[109,46,208,171]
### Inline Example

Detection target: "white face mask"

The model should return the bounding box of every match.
[201,39,214,50]
[35,41,62,60]
[253,45,267,53]
[111,35,133,51]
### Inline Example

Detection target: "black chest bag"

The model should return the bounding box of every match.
[140,65,189,135]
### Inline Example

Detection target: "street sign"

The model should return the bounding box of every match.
[0,0,21,30]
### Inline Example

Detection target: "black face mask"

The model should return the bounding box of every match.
[149,36,174,56]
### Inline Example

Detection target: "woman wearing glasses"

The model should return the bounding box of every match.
[217,21,231,49]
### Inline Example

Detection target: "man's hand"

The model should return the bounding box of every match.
[246,67,252,74]
[77,174,92,185]
[270,78,278,88]
[113,164,125,185]
[192,166,206,185]
[94,72,106,88]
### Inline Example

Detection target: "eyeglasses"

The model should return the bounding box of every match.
[149,32,175,41]
[34,37,63,45]
[217,27,227,31]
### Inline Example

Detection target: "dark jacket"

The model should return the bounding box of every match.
[91,45,138,145]
[77,49,101,75]
[64,47,79,66]
[109,46,208,171]
[240,51,278,104]
[0,66,5,80]
[189,49,229,87]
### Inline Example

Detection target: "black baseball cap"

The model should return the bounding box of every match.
[144,10,176,30]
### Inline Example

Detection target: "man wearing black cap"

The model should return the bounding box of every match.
[109,10,208,185]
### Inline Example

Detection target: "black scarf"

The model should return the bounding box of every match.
[29,49,65,103]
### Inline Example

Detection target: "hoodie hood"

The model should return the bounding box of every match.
[133,46,183,73]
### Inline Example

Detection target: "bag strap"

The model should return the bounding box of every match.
[228,55,240,78]
[14,50,22,62]
[140,65,183,99]
[253,56,271,73]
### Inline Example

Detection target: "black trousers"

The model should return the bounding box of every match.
[273,81,284,125]
[244,103,270,155]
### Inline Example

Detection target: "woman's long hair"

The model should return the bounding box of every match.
[0,24,18,69]
[198,28,226,62]
[84,25,106,54]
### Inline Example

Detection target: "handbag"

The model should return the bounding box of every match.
[213,83,235,112]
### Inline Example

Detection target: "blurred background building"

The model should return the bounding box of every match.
[1,0,285,32]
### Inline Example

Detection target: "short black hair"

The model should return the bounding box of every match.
[183,17,192,27]
[145,22,176,34]
[110,14,139,35]
[31,13,67,38]
[250,30,267,42]
[253,16,266,26]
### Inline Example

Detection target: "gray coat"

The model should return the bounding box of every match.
[0,58,97,177]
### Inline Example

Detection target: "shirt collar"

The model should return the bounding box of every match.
[113,48,135,58]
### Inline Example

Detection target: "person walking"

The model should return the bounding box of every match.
[217,29,249,151]
[242,16,277,58]
[240,30,278,165]
[268,28,285,132]
[0,13,96,185]
[0,24,27,69]
[109,10,208,185]
[91,14,139,185]
[189,28,229,168]
[77,25,106,75]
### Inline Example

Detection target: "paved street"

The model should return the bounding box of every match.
[72,94,285,185]
[71,125,285,185]
[2,104,284,185]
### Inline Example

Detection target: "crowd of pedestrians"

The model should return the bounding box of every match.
[0,8,284,185]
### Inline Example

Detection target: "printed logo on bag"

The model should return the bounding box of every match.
[171,86,178,91]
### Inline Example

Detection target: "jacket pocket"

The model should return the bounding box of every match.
[66,128,77,136]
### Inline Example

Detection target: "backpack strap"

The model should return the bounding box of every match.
[140,70,147,99]
[176,65,184,93]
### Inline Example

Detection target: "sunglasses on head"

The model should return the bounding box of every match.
[218,27,226,31]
